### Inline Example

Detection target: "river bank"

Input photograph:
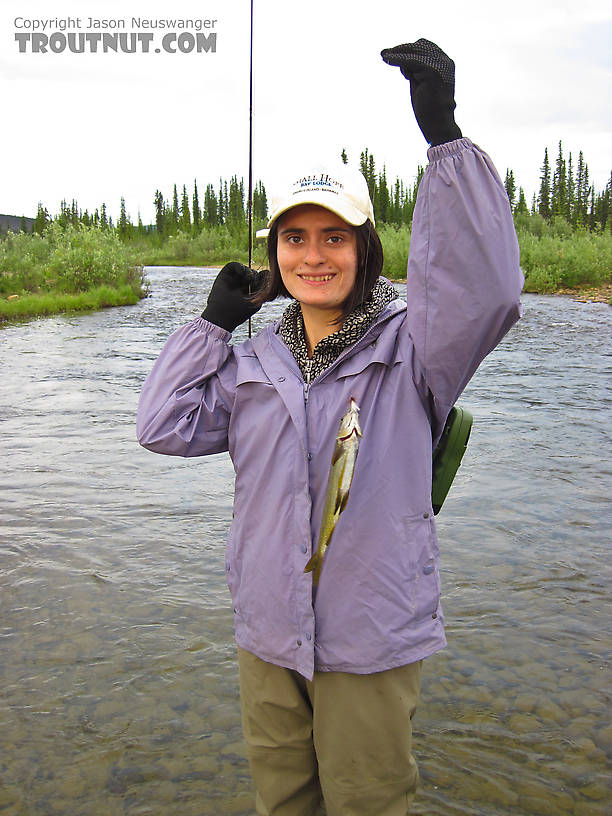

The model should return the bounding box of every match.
[552,282,612,303]
[0,283,144,323]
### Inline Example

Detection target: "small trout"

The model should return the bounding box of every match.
[304,397,363,585]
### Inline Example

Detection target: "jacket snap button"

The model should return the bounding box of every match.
[423,563,434,575]
[297,639,302,647]
[423,513,430,519]
[432,613,438,619]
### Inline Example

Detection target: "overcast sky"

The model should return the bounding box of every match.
[2,0,610,223]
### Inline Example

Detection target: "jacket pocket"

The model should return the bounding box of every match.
[403,514,441,621]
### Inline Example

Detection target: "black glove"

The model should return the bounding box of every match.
[381,38,462,146]
[201,262,263,332]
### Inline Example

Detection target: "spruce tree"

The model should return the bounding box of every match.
[228,176,245,226]
[154,190,165,234]
[575,152,590,227]
[538,147,551,219]
[504,169,516,211]
[171,185,180,233]
[340,148,348,165]
[253,180,268,221]
[218,180,225,226]
[223,181,229,224]
[359,149,376,200]
[391,179,402,225]
[118,197,129,238]
[375,166,390,224]
[594,178,610,232]
[34,203,50,235]
[551,141,567,219]
[368,155,376,201]
[566,153,574,223]
[180,184,191,232]
[204,184,218,226]
[515,188,528,214]
[192,180,201,232]
[359,149,369,178]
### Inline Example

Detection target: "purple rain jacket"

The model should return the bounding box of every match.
[137,138,523,681]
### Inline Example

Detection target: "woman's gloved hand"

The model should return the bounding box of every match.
[381,38,462,146]
[201,262,263,332]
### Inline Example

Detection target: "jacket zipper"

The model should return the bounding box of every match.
[304,359,313,404]
[303,307,399,394]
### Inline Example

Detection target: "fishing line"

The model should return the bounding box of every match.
[247,0,254,339]
[361,227,371,307]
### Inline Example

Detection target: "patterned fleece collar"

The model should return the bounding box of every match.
[279,277,398,382]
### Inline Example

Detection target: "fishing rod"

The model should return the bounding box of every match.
[247,0,254,339]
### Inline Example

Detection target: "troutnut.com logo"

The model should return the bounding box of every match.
[14,16,218,54]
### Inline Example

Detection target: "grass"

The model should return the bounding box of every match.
[0,284,143,323]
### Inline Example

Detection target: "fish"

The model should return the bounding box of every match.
[304,397,363,585]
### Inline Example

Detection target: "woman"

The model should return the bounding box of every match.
[137,39,523,816]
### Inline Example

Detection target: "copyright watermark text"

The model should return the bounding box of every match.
[14,16,218,54]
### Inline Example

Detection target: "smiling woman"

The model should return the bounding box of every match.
[137,37,524,816]
[254,165,385,351]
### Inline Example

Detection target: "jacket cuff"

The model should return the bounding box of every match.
[427,137,474,162]
[192,316,233,342]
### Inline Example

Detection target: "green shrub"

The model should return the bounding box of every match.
[0,284,141,322]
[43,222,131,292]
[0,222,144,298]
[518,229,611,291]
[379,225,411,279]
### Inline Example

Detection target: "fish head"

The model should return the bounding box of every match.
[337,397,363,441]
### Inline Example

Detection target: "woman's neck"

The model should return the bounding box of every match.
[300,304,342,357]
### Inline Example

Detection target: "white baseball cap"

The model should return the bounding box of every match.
[256,163,375,239]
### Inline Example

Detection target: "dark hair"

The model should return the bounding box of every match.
[252,216,383,325]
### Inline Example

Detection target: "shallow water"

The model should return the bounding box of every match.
[1,267,610,815]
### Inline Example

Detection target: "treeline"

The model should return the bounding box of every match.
[504,140,611,232]
[351,148,425,226]
[9,141,608,248]
[153,179,268,235]
[7,149,426,244]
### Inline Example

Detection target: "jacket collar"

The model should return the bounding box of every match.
[246,299,406,447]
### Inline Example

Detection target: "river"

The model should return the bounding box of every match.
[0,266,610,815]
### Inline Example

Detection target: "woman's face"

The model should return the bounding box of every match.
[276,204,358,317]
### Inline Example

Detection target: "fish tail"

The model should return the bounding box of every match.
[303,552,323,585]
